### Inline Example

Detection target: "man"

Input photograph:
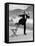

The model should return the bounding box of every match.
[15,11,30,35]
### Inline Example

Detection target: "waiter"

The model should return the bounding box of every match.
[16,11,30,35]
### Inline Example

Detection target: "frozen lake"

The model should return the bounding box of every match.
[9,26,33,42]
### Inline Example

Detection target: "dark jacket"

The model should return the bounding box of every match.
[18,14,30,25]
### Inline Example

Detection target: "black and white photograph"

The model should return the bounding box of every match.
[9,3,34,42]
[5,3,34,43]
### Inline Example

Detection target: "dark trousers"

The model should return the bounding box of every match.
[24,22,26,34]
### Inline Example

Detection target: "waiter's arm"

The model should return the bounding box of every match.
[26,15,30,18]
[19,14,24,17]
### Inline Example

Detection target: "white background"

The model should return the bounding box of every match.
[0,0,35,46]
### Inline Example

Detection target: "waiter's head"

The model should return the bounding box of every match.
[24,11,28,15]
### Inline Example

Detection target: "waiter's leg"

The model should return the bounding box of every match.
[24,22,26,35]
